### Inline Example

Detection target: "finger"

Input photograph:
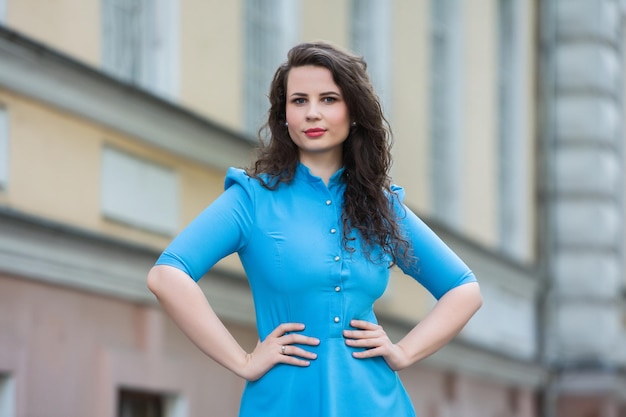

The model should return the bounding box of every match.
[279,355,313,367]
[268,322,306,337]
[349,319,381,330]
[343,329,382,339]
[280,333,320,346]
[280,344,318,360]
[345,337,385,348]
[352,346,385,359]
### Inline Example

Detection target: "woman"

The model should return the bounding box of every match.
[147,41,482,416]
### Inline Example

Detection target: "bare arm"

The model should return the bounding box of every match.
[344,282,482,370]
[147,265,319,381]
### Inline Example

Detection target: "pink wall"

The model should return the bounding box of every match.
[0,272,538,416]
[400,363,537,417]
[0,273,254,417]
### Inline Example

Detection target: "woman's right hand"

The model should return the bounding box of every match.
[239,323,320,381]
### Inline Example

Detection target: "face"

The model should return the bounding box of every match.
[285,65,350,166]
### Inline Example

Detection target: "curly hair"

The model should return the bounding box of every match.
[248,41,410,266]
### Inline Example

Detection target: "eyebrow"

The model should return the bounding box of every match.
[289,91,341,97]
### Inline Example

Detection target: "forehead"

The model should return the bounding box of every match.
[286,65,340,93]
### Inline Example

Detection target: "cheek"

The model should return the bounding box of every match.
[331,111,350,131]
[332,106,350,127]
[285,105,300,125]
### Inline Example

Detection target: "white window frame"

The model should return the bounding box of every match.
[102,0,179,100]
[164,394,188,417]
[0,373,15,417]
[350,0,392,116]
[497,0,531,260]
[429,0,464,227]
[101,147,179,236]
[0,107,8,190]
[244,0,300,135]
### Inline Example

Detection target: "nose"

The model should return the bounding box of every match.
[305,103,321,121]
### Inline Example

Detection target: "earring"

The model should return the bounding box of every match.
[284,122,288,127]
[351,122,356,127]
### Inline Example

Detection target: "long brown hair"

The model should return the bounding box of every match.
[248,41,410,266]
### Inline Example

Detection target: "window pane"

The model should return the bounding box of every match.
[118,389,163,417]
[0,107,8,189]
[101,0,178,98]
[429,0,463,226]
[497,0,531,260]
[244,0,299,134]
[349,0,391,114]
[102,0,145,83]
[101,147,179,235]
[0,373,15,417]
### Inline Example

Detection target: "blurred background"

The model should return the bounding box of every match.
[0,0,624,416]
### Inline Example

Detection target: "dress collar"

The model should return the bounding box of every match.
[296,162,345,186]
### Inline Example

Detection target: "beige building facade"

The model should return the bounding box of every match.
[0,0,623,416]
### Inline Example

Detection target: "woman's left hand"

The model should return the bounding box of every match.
[343,319,411,371]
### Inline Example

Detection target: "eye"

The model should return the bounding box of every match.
[291,97,306,105]
[322,96,337,104]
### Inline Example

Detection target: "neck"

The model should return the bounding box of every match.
[299,153,342,185]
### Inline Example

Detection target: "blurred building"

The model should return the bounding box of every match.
[0,0,623,416]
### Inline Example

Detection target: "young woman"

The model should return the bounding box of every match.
[147,41,482,416]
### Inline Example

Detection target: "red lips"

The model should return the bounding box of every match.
[304,128,326,138]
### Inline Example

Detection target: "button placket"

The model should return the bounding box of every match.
[326,191,344,332]
[331,259,343,326]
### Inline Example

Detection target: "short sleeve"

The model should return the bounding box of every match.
[391,184,477,300]
[154,167,255,281]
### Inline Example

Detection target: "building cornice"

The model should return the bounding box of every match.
[0,207,254,323]
[0,25,254,171]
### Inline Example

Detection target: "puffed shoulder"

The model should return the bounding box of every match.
[223,167,257,211]
[390,184,405,203]
[224,167,251,191]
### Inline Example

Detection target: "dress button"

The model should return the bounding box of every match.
[334,316,340,323]
[326,200,332,206]
[330,228,337,234]
[334,256,340,262]
[335,286,341,292]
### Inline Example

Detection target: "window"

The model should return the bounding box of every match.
[101,147,179,235]
[119,389,163,417]
[350,0,391,115]
[0,374,15,417]
[0,0,6,24]
[118,389,187,417]
[0,107,8,190]
[102,0,179,99]
[497,0,531,260]
[429,0,463,227]
[244,0,300,134]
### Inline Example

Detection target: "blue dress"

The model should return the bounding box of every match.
[155,163,476,417]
